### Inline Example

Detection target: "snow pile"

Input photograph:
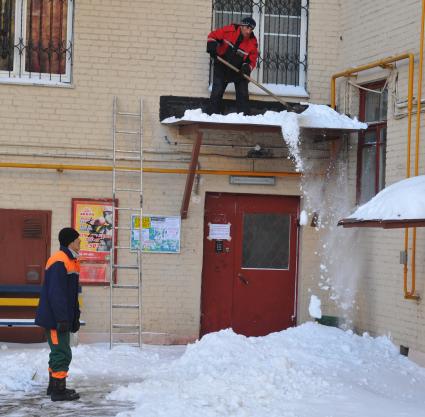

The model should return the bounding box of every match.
[162,105,366,172]
[1,325,425,416]
[309,295,322,319]
[298,104,365,129]
[108,323,425,417]
[0,342,183,394]
[348,175,425,220]
[299,210,309,226]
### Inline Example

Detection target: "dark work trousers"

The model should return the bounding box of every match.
[46,329,72,379]
[208,61,250,115]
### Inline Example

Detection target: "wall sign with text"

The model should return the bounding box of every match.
[131,215,180,253]
[71,198,117,284]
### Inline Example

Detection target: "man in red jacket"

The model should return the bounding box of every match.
[206,17,258,115]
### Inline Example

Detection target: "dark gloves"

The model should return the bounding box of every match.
[72,310,81,333]
[72,320,80,333]
[241,63,251,76]
[207,41,218,58]
[56,321,69,333]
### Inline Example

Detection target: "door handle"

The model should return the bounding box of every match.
[238,273,249,285]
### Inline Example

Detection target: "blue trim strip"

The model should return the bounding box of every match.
[0,285,41,294]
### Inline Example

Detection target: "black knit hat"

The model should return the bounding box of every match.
[58,227,80,247]
[240,17,256,29]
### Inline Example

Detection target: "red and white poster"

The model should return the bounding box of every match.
[72,198,117,284]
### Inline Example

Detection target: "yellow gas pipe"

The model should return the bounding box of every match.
[405,0,425,300]
[331,53,418,299]
[0,162,301,178]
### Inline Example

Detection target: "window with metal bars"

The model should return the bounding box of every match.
[211,0,308,93]
[0,0,73,84]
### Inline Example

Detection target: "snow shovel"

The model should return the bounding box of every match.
[216,55,290,108]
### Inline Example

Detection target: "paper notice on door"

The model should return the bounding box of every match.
[208,223,231,241]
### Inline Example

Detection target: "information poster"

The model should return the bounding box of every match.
[131,215,181,253]
[72,198,116,284]
[208,223,231,240]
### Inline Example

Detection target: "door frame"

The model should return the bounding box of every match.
[200,192,300,337]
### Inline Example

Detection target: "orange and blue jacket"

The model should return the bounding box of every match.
[35,246,80,329]
[208,24,259,71]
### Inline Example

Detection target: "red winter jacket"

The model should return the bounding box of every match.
[208,24,259,71]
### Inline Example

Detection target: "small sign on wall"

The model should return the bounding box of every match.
[131,215,181,253]
[208,223,231,241]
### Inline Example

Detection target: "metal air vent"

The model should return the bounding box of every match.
[22,218,43,238]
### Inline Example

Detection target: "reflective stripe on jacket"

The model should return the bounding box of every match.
[35,246,80,329]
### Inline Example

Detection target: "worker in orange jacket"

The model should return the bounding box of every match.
[206,17,258,115]
[35,227,81,402]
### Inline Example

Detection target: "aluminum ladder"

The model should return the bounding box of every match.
[109,96,143,348]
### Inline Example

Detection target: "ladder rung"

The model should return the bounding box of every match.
[112,324,140,329]
[114,245,133,250]
[115,150,140,154]
[113,168,139,172]
[115,188,142,192]
[115,130,140,135]
[112,342,140,346]
[117,112,140,117]
[112,304,140,309]
[112,284,139,289]
[113,265,139,270]
[114,226,131,230]
[115,157,141,162]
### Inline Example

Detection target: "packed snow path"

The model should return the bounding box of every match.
[0,379,132,416]
[0,343,185,417]
[1,324,425,417]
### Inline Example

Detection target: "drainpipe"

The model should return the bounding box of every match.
[404,0,425,300]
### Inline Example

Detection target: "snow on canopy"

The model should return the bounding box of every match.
[161,104,367,131]
[162,104,366,172]
[347,175,425,221]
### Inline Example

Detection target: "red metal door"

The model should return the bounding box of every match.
[201,193,299,337]
[0,209,51,342]
[0,209,51,285]
[200,194,236,336]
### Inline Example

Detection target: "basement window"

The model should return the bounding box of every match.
[0,0,74,86]
[211,0,308,97]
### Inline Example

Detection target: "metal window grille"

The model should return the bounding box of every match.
[0,0,73,83]
[211,0,308,87]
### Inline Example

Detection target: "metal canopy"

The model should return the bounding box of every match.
[338,218,425,228]
[162,119,362,138]
[161,119,364,219]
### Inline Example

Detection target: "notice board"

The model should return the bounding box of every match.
[131,215,180,253]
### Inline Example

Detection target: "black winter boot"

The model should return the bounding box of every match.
[50,377,80,402]
[46,373,76,396]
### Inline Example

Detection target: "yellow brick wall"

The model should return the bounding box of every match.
[330,0,425,352]
[5,0,414,347]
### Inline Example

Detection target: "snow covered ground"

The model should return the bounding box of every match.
[1,323,425,417]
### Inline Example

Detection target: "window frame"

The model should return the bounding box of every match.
[0,0,74,86]
[356,81,388,204]
[210,0,309,98]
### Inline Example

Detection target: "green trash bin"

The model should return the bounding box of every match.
[316,315,339,327]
